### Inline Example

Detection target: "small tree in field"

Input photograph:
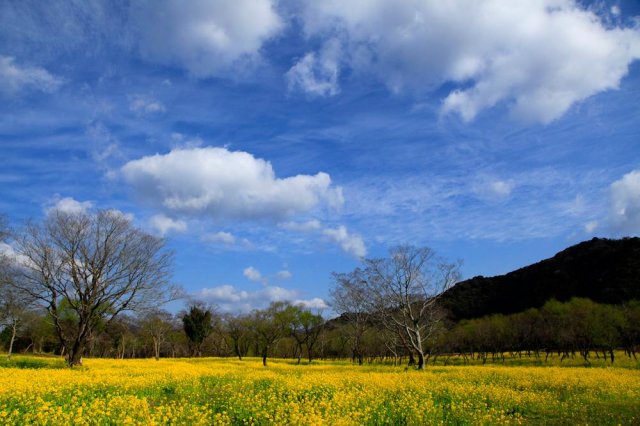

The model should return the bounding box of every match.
[182,304,213,357]
[222,313,251,360]
[364,246,460,369]
[141,309,174,360]
[284,304,325,364]
[0,215,37,358]
[330,269,371,365]
[14,210,174,367]
[252,301,290,366]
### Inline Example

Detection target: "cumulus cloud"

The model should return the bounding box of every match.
[0,56,62,96]
[282,219,367,257]
[121,147,343,222]
[0,242,31,267]
[204,231,236,245]
[276,270,292,280]
[610,169,640,234]
[196,284,325,313]
[286,39,341,97]
[322,225,367,258]
[132,0,283,77]
[47,197,93,215]
[149,214,187,236]
[299,0,640,123]
[129,95,166,115]
[294,297,328,310]
[243,266,264,283]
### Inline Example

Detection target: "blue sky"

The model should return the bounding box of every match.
[1,0,639,314]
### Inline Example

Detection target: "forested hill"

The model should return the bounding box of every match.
[440,237,640,321]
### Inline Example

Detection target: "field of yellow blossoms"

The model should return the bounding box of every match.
[1,355,639,425]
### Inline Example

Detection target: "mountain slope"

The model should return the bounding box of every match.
[440,237,640,320]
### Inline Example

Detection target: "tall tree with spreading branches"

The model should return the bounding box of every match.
[363,245,460,369]
[14,210,175,367]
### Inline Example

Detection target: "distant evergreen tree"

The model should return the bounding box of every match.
[182,305,213,357]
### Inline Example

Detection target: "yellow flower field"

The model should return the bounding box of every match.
[1,356,639,425]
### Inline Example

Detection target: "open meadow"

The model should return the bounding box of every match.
[1,355,639,425]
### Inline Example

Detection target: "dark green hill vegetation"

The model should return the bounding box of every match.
[440,237,640,320]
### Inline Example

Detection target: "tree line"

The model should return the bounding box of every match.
[1,210,639,367]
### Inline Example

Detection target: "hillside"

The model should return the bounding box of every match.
[440,237,640,320]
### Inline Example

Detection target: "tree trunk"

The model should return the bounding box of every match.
[7,321,17,359]
[417,351,425,370]
[408,352,416,366]
[262,350,268,367]
[153,337,160,360]
[68,343,84,367]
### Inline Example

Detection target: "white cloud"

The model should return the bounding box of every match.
[0,56,62,96]
[323,225,367,258]
[121,147,343,222]
[610,169,640,234]
[286,38,341,97]
[276,270,292,280]
[282,219,367,257]
[149,214,187,236]
[473,178,515,201]
[205,231,236,245]
[129,95,166,115]
[280,220,323,232]
[300,0,640,123]
[293,297,328,310]
[584,221,599,233]
[132,0,283,77]
[196,284,323,313]
[105,209,134,223]
[243,266,264,283]
[86,122,122,165]
[47,197,93,215]
[170,133,203,149]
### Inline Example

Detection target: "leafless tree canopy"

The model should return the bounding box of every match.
[330,268,371,365]
[14,209,174,366]
[332,245,461,369]
[365,246,461,369]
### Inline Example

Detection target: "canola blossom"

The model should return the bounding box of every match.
[0,356,639,425]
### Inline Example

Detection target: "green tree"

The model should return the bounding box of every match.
[285,304,325,364]
[182,304,213,357]
[252,301,290,366]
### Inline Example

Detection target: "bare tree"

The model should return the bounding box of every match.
[0,215,31,359]
[0,286,29,359]
[363,246,460,369]
[140,309,174,360]
[14,210,174,367]
[222,313,251,360]
[330,269,371,365]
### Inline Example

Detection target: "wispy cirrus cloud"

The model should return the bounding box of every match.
[0,56,62,96]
